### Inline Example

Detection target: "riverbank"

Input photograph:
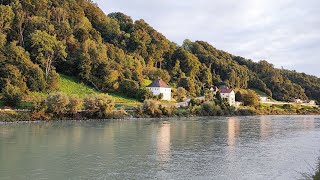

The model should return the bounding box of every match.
[1,107,320,122]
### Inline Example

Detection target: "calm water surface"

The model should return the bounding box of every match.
[1,115,320,180]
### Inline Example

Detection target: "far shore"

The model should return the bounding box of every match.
[1,113,320,124]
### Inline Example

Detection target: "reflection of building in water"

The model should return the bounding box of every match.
[260,116,272,139]
[303,117,315,130]
[157,123,171,165]
[227,117,240,147]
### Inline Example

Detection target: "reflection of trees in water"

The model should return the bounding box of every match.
[168,119,225,150]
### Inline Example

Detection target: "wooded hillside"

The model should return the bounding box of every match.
[0,0,319,104]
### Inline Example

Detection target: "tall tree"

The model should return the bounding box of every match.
[31,30,67,80]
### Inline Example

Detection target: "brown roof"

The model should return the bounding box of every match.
[219,88,233,94]
[147,78,170,88]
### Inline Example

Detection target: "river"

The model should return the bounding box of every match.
[0,115,320,180]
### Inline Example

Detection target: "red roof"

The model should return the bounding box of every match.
[147,78,170,88]
[219,88,233,93]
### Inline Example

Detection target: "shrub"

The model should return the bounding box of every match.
[283,104,293,109]
[84,94,115,118]
[242,90,259,107]
[68,95,83,114]
[2,82,23,107]
[158,93,164,100]
[120,79,139,98]
[204,90,214,101]
[189,98,201,106]
[237,108,256,116]
[31,101,49,120]
[160,105,176,116]
[46,92,69,117]
[136,88,153,101]
[201,101,216,116]
[174,87,187,102]
[143,99,161,117]
[235,91,243,101]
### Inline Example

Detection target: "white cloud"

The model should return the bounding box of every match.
[94,0,320,76]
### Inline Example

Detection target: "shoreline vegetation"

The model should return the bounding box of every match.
[1,91,319,122]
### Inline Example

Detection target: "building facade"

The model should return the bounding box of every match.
[146,78,172,101]
[219,87,236,106]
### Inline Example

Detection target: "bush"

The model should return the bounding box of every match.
[68,95,83,114]
[189,98,201,106]
[160,105,176,116]
[237,108,256,116]
[157,93,164,100]
[136,88,153,101]
[46,92,69,117]
[204,90,214,101]
[283,104,293,109]
[143,99,162,117]
[120,79,139,98]
[84,94,115,118]
[173,87,187,102]
[242,90,259,107]
[31,101,49,120]
[2,82,23,107]
[200,101,216,116]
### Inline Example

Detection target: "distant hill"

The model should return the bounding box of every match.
[0,0,319,104]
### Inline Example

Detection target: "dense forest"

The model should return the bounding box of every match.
[0,0,319,104]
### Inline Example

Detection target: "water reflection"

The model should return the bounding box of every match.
[227,117,240,147]
[260,116,272,139]
[0,116,320,180]
[157,123,171,166]
[303,116,315,130]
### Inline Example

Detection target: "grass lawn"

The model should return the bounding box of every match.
[142,79,152,87]
[27,74,142,107]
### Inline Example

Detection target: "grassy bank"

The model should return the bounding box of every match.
[26,74,142,108]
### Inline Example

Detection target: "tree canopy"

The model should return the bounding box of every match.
[0,0,319,104]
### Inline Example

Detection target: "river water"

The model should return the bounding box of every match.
[0,115,320,180]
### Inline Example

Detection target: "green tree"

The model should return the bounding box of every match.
[242,90,259,107]
[235,91,243,102]
[1,81,23,107]
[0,5,14,33]
[31,30,67,80]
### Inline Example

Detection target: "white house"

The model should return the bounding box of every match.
[259,96,269,103]
[209,86,219,95]
[219,87,236,106]
[146,78,171,101]
[294,98,303,104]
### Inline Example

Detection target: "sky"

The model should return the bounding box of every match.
[94,0,320,77]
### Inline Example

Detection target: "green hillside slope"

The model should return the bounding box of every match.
[28,74,141,107]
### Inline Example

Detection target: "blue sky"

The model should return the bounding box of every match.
[94,0,320,77]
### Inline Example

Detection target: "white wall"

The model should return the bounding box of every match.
[221,91,236,106]
[147,87,171,101]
